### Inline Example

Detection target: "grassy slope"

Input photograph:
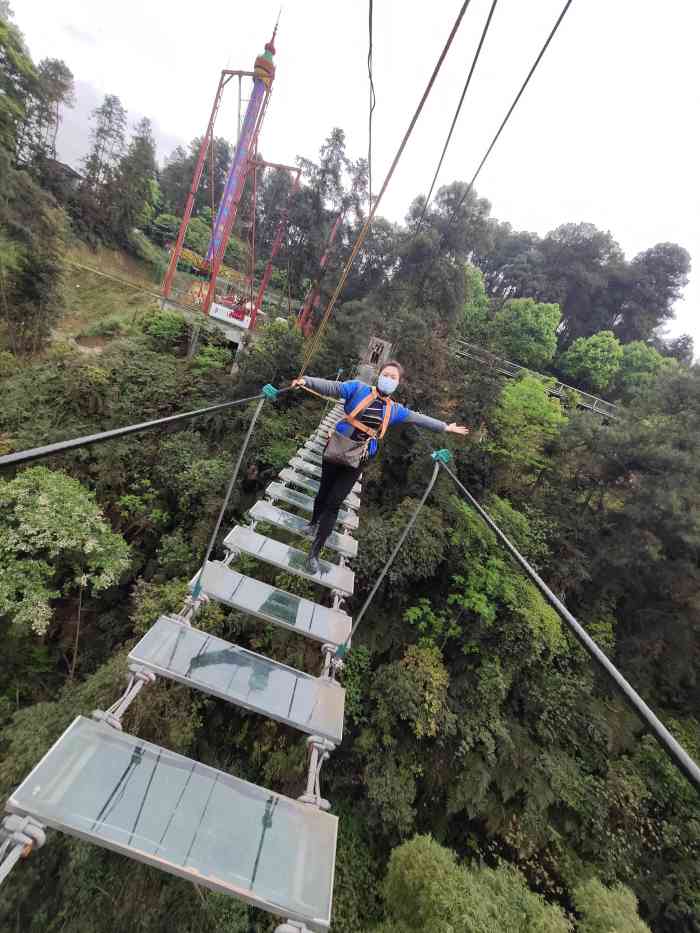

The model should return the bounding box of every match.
[58,243,161,342]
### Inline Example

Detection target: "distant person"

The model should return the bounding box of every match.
[292,360,469,572]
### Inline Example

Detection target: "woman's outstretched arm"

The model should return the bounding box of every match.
[403,409,469,435]
[291,376,345,398]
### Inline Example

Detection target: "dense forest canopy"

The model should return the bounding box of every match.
[0,5,698,932]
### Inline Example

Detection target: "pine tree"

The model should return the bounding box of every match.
[82,93,127,187]
[108,116,158,243]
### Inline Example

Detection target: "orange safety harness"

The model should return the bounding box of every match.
[342,388,392,440]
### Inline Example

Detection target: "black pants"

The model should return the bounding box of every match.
[311,459,361,548]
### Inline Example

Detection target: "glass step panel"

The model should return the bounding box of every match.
[6,716,337,930]
[129,616,345,743]
[247,501,358,558]
[289,456,323,479]
[265,483,359,530]
[305,441,326,455]
[196,561,351,645]
[278,469,361,510]
[297,447,323,466]
[226,526,355,596]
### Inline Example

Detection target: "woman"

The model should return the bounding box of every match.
[292,360,469,572]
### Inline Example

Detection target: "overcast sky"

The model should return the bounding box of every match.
[14,0,700,346]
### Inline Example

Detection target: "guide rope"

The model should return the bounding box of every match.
[367,0,376,206]
[297,0,473,377]
[447,0,575,227]
[0,388,290,470]
[190,395,268,602]
[335,457,442,657]
[413,0,499,237]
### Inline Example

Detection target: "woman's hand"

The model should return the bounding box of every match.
[446,423,469,435]
[291,377,306,388]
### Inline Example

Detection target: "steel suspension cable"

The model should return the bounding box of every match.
[447,0,574,227]
[367,0,376,206]
[0,389,291,470]
[297,0,474,377]
[413,0,499,237]
[437,459,700,793]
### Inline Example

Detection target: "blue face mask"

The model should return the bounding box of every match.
[377,375,398,395]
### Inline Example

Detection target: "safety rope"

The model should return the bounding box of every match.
[297,0,473,378]
[190,392,271,601]
[335,456,443,657]
[446,0,575,228]
[413,0,499,237]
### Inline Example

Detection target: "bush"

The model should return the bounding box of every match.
[574,878,651,932]
[141,309,187,351]
[80,313,130,338]
[190,344,232,374]
[0,349,19,379]
[379,835,571,932]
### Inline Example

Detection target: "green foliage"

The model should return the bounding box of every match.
[462,262,491,340]
[355,500,447,591]
[0,151,68,354]
[491,297,561,369]
[80,311,132,338]
[0,346,18,377]
[573,879,651,933]
[190,343,232,374]
[372,644,454,741]
[447,495,564,656]
[488,374,568,473]
[615,340,670,396]
[141,307,188,351]
[558,330,623,392]
[0,467,130,634]
[0,16,38,152]
[378,835,571,932]
[342,644,372,727]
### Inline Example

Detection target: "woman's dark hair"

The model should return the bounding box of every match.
[380,359,404,379]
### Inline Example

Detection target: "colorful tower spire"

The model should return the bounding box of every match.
[202,31,277,308]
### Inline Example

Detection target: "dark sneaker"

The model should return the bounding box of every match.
[305,554,320,575]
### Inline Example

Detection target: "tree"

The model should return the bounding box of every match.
[660,332,694,366]
[538,224,627,344]
[0,467,130,636]
[616,243,691,342]
[82,93,127,188]
[490,297,561,369]
[558,330,623,392]
[377,835,571,932]
[16,57,74,165]
[488,374,568,474]
[615,340,669,396]
[108,117,158,243]
[0,15,38,153]
[0,150,68,353]
[574,879,651,933]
